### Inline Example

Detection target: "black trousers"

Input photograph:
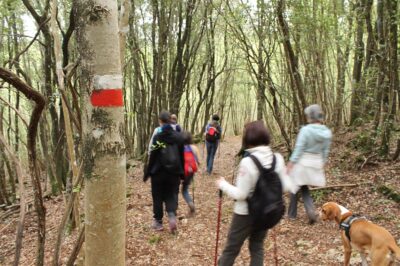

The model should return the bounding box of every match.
[288,185,317,222]
[218,214,267,266]
[151,174,180,222]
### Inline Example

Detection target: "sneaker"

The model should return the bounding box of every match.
[151,220,163,231]
[168,215,177,234]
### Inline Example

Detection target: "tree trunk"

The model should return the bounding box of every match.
[276,0,307,125]
[333,1,353,130]
[256,0,266,121]
[0,153,10,206]
[50,0,80,242]
[380,0,397,155]
[75,0,126,265]
[350,0,366,124]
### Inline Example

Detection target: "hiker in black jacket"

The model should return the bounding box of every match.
[144,111,185,234]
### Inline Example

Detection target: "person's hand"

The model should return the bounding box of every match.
[216,176,225,188]
[286,161,294,175]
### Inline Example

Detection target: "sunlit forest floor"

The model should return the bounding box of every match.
[1,135,399,265]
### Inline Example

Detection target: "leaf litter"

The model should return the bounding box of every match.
[0,135,399,265]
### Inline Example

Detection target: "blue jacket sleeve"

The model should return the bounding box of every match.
[289,127,308,163]
[322,135,332,163]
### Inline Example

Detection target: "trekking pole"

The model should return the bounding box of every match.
[202,139,206,162]
[272,228,278,266]
[214,189,223,266]
[217,140,221,159]
[192,178,195,204]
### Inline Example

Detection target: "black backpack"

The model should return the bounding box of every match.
[247,154,285,231]
[159,143,181,174]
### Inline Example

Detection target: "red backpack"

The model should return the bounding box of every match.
[206,126,218,142]
[184,145,198,177]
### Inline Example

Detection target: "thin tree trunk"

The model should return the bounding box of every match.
[350,0,366,124]
[66,226,85,266]
[276,0,307,125]
[0,152,10,206]
[380,0,397,155]
[334,1,353,130]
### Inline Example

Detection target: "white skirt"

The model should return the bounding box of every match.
[291,153,326,190]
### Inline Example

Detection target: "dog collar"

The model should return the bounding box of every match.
[339,215,367,242]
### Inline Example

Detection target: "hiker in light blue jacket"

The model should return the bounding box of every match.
[287,104,332,224]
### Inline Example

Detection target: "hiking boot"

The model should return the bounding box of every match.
[168,215,177,234]
[308,216,318,225]
[188,202,195,216]
[151,220,163,231]
[307,211,318,225]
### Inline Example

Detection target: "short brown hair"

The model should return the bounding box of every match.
[182,131,193,145]
[242,120,270,149]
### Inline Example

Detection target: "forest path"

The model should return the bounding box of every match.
[127,135,400,265]
[1,136,399,265]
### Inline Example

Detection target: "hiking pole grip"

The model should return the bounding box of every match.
[219,189,223,198]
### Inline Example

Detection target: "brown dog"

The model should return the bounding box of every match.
[319,202,400,266]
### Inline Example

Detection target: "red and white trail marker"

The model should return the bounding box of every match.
[90,74,124,107]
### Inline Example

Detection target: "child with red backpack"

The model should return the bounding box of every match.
[182,132,200,215]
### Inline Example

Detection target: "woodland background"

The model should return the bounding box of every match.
[0,0,399,265]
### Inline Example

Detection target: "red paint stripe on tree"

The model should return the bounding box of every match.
[90,89,124,107]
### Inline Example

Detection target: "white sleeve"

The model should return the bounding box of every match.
[274,153,299,194]
[218,159,255,201]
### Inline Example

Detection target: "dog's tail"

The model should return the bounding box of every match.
[388,242,400,260]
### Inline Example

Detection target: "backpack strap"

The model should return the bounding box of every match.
[249,154,276,172]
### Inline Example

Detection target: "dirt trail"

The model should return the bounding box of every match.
[1,136,399,265]
[127,135,400,265]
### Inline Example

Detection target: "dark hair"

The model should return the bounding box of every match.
[212,114,220,121]
[242,120,270,149]
[182,131,193,145]
[159,110,171,123]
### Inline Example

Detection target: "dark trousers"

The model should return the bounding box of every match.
[181,174,194,205]
[206,141,218,174]
[218,214,267,266]
[288,185,317,222]
[151,174,180,222]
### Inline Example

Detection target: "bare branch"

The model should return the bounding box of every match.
[0,67,47,266]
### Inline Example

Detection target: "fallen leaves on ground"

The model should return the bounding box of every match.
[1,135,399,265]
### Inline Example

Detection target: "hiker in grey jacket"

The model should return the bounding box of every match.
[287,104,332,224]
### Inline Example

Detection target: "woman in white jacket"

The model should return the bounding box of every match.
[216,121,287,266]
